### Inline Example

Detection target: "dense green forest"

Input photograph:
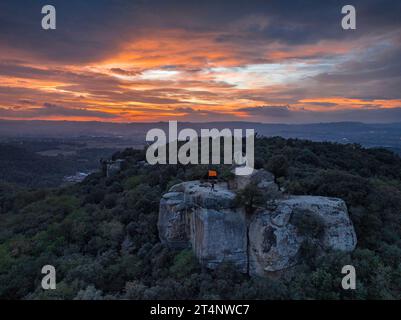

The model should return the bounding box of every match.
[1,137,401,299]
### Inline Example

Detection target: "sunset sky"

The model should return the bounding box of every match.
[0,0,400,123]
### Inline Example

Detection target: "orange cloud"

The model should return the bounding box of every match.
[298,97,401,111]
[0,27,399,122]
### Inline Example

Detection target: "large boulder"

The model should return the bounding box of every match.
[233,169,276,189]
[158,181,248,269]
[248,196,357,275]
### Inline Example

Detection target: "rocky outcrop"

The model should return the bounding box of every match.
[158,169,357,277]
[101,159,125,178]
[229,168,279,197]
[158,181,248,271]
[158,191,190,249]
[248,196,357,276]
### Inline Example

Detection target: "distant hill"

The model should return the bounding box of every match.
[1,119,400,152]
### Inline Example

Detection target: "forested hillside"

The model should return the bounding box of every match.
[1,137,401,299]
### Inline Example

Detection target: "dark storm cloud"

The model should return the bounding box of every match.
[239,106,292,118]
[1,0,400,64]
[0,0,144,63]
[308,43,401,99]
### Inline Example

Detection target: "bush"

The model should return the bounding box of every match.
[169,250,199,279]
[291,209,325,239]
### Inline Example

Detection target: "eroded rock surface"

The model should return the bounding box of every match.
[249,196,357,275]
[158,170,357,277]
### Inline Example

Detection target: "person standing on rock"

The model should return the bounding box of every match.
[211,181,215,191]
[208,170,217,192]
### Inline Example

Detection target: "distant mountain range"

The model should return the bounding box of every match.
[1,119,401,154]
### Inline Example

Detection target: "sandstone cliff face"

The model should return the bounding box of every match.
[191,207,248,273]
[158,181,248,272]
[158,170,357,277]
